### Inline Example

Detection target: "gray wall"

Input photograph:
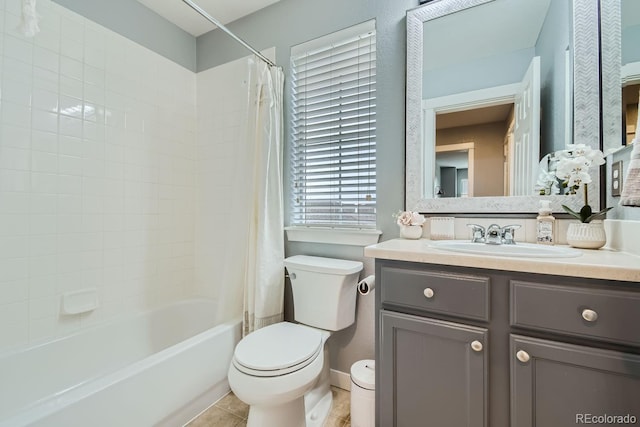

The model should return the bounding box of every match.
[197,0,414,373]
[422,48,534,99]
[51,0,197,71]
[622,25,640,65]
[607,145,640,221]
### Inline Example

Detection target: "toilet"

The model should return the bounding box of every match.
[228,255,363,427]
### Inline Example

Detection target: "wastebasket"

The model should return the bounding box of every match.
[350,359,375,427]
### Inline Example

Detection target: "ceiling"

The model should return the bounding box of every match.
[137,0,281,37]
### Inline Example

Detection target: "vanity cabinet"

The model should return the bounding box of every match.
[511,335,640,427]
[379,311,487,427]
[375,259,640,427]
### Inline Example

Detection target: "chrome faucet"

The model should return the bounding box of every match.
[467,224,486,243]
[467,223,521,245]
[500,225,521,245]
[485,224,502,245]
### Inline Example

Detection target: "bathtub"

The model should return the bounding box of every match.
[0,299,241,427]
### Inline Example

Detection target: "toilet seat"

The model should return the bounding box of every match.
[233,322,323,377]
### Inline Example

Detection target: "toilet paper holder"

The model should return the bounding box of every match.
[357,275,375,295]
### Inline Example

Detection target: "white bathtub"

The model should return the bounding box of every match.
[0,299,241,427]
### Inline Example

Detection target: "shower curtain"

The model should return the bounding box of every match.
[240,58,285,336]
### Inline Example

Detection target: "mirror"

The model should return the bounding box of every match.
[406,0,601,213]
[601,0,639,154]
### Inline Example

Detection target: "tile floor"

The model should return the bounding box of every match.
[186,386,351,427]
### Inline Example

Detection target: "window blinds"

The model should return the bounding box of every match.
[291,25,376,229]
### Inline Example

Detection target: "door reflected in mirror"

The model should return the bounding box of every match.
[435,142,474,198]
[435,104,513,198]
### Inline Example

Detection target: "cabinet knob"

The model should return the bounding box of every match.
[516,350,530,363]
[470,340,483,352]
[582,309,598,322]
[423,288,434,298]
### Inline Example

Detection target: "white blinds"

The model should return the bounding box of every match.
[290,26,376,229]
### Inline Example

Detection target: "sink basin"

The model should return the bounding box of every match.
[429,240,582,258]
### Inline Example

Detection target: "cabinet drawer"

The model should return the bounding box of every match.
[511,281,640,346]
[380,266,490,321]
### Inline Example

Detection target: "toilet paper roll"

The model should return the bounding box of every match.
[357,275,375,295]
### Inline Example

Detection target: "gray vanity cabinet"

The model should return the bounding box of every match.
[380,310,487,427]
[375,258,640,427]
[511,335,640,427]
[377,262,492,427]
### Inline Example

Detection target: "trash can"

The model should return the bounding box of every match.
[350,359,375,427]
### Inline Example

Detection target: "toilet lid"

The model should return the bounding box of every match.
[234,322,323,372]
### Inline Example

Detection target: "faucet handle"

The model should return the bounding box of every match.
[466,224,485,243]
[500,224,521,244]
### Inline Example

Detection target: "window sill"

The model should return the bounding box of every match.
[285,226,382,247]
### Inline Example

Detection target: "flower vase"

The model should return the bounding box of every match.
[566,220,606,249]
[399,225,423,239]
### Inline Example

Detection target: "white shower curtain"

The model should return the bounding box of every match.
[241,58,285,336]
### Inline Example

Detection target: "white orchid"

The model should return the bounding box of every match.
[555,156,593,190]
[554,144,611,223]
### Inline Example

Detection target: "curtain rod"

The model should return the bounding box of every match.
[182,0,277,68]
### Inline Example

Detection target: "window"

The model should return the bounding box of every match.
[290,21,376,229]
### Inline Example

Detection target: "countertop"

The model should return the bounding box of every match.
[364,239,640,282]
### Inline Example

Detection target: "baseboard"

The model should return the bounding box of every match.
[330,369,351,391]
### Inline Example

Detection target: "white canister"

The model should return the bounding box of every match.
[350,359,375,427]
[430,216,455,240]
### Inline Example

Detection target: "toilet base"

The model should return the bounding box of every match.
[304,343,333,427]
[305,388,332,427]
[247,397,306,427]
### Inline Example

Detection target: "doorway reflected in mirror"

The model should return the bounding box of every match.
[435,104,513,198]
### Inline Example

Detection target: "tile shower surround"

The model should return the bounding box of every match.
[0,0,208,350]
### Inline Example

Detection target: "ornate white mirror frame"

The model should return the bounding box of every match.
[405,0,601,213]
[599,0,622,155]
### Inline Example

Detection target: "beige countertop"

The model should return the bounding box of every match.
[364,239,640,282]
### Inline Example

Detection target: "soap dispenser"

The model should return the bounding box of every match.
[536,200,555,245]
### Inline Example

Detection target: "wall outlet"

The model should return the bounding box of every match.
[611,161,623,197]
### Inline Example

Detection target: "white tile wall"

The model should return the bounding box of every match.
[0,0,197,350]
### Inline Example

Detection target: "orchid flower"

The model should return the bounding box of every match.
[554,145,611,223]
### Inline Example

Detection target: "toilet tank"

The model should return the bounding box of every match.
[284,255,363,331]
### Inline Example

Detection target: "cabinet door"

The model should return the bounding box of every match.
[511,335,640,427]
[379,310,488,427]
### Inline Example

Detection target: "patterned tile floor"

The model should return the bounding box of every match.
[186,386,351,427]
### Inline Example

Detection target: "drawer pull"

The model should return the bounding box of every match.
[423,288,434,298]
[470,340,483,352]
[582,309,598,322]
[516,350,530,363]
